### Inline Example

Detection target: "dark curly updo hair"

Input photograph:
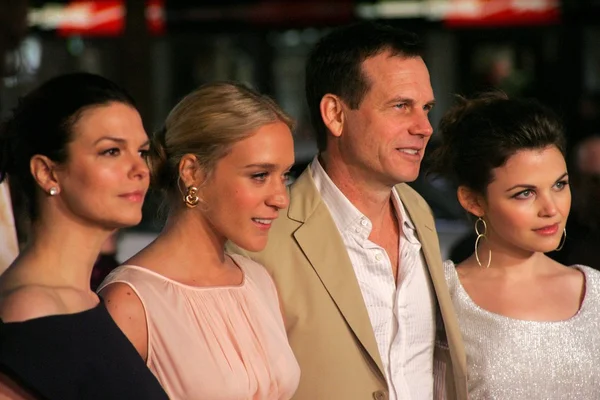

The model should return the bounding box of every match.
[428,92,566,196]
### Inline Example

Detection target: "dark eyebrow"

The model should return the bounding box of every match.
[95,136,126,145]
[94,137,150,148]
[389,97,436,108]
[505,172,569,192]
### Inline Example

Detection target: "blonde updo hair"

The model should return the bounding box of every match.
[149,81,294,199]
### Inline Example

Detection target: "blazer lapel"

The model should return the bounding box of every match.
[396,185,440,277]
[396,185,467,376]
[290,170,386,378]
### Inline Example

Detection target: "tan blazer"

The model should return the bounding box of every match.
[228,168,467,400]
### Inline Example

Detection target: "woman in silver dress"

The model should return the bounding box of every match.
[430,92,600,399]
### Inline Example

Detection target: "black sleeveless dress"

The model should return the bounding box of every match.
[0,300,169,399]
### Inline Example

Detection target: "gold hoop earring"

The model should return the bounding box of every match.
[555,228,567,251]
[474,217,491,268]
[184,186,199,208]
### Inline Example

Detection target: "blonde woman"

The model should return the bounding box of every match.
[99,82,300,400]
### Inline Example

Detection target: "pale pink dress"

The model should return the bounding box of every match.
[98,254,300,400]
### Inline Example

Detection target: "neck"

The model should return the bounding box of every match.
[155,208,227,270]
[475,237,548,278]
[320,153,394,225]
[15,212,111,291]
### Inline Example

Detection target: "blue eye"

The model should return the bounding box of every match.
[252,172,268,181]
[554,180,569,190]
[514,190,534,199]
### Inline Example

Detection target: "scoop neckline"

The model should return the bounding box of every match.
[448,261,589,324]
[120,254,247,291]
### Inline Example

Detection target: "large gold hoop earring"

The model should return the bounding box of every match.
[555,228,567,251]
[474,217,491,269]
[184,186,199,208]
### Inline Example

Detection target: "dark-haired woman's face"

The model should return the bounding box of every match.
[53,102,150,230]
[481,145,570,255]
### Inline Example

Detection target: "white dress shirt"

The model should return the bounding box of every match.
[311,157,436,400]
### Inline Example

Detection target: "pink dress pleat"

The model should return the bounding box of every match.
[98,254,300,400]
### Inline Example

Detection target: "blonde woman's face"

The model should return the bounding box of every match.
[200,121,295,252]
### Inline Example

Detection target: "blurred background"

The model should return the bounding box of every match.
[2,0,599,262]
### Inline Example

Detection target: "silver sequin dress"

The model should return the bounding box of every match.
[444,261,600,400]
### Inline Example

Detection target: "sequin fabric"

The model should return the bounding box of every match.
[444,261,600,400]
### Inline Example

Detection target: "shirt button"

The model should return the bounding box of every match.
[372,390,388,400]
[360,218,368,226]
[355,227,360,233]
[375,253,383,261]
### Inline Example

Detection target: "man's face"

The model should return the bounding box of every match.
[339,52,435,187]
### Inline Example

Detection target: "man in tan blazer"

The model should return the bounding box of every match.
[231,22,467,400]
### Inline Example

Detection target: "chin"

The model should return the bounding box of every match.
[390,173,418,185]
[388,167,420,184]
[526,242,560,254]
[107,214,143,229]
[231,237,268,253]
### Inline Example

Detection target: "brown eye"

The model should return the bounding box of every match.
[101,148,120,156]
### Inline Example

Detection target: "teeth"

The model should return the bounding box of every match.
[399,149,418,155]
[253,218,272,225]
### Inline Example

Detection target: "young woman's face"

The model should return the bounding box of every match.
[199,120,295,252]
[54,102,150,230]
[478,145,570,255]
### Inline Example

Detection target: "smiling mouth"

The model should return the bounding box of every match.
[252,218,273,226]
[396,148,421,157]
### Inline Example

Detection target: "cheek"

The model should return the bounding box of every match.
[67,164,121,192]
[210,182,262,218]
[488,201,533,234]
[558,191,572,216]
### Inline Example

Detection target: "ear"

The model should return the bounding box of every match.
[30,155,59,195]
[457,185,486,218]
[320,94,345,139]
[178,154,204,187]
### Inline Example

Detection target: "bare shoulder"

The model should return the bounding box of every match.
[98,282,148,359]
[0,286,64,323]
[547,258,586,283]
[99,282,146,325]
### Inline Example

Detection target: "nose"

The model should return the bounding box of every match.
[130,153,150,181]
[538,193,558,217]
[409,109,433,137]
[266,182,289,210]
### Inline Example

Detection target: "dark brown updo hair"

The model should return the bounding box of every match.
[428,92,566,195]
[0,72,136,220]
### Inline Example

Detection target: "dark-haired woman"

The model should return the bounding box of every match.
[0,73,168,399]
[430,92,600,400]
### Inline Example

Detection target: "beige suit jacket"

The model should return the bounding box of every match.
[228,168,467,400]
